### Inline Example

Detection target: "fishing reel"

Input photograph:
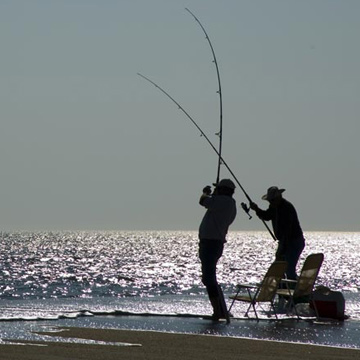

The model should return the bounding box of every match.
[241,202,252,220]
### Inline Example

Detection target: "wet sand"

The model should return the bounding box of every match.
[0,327,359,360]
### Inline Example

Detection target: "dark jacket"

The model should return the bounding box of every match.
[199,195,237,243]
[255,198,304,248]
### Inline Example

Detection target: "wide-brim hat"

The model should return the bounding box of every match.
[262,186,285,201]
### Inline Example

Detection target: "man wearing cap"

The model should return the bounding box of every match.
[250,186,305,280]
[198,178,237,321]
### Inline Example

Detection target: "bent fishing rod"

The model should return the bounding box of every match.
[185,8,223,186]
[137,73,276,241]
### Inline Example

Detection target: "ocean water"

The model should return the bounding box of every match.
[0,230,360,348]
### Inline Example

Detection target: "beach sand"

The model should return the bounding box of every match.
[0,327,359,360]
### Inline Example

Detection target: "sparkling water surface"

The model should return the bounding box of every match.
[0,231,359,347]
[2,231,359,300]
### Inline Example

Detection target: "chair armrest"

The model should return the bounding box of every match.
[280,279,297,284]
[237,283,261,289]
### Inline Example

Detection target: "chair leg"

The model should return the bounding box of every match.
[228,287,241,313]
[271,301,278,320]
[243,288,259,320]
[310,295,320,321]
[245,301,259,321]
[229,288,260,321]
[244,302,252,317]
[252,303,259,321]
[290,298,300,320]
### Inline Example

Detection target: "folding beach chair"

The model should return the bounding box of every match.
[228,261,287,321]
[277,253,324,319]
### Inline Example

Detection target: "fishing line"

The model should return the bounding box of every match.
[137,73,276,241]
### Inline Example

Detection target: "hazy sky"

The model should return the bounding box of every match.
[0,0,359,232]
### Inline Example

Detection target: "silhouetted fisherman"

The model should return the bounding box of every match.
[250,186,305,280]
[198,179,237,321]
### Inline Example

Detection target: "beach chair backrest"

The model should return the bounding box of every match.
[257,261,287,302]
[294,253,324,298]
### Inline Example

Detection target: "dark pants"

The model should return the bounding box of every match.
[276,238,305,280]
[199,239,224,298]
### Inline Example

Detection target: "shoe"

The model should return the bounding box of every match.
[211,313,221,321]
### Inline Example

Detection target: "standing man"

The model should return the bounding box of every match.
[250,186,305,280]
[199,179,237,321]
